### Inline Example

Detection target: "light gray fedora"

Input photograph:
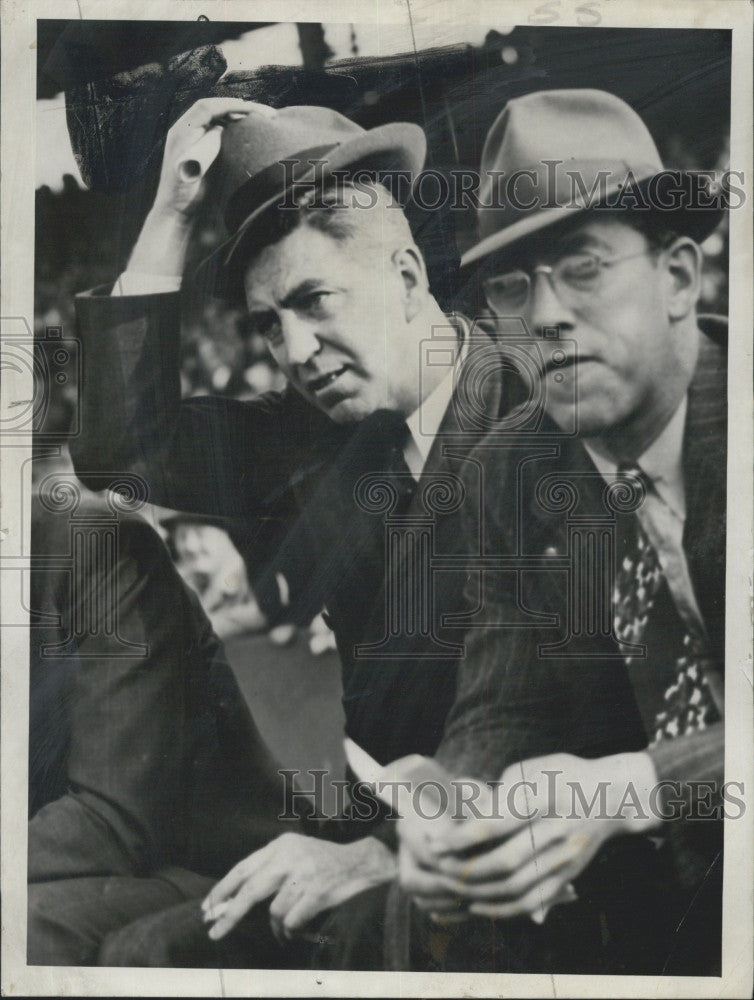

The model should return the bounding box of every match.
[462,88,725,268]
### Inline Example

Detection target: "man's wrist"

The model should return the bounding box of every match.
[126,206,193,278]
[347,834,397,871]
[607,750,663,834]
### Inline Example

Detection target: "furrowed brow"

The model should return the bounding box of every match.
[279,279,327,311]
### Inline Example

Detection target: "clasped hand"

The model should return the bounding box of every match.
[398,751,660,923]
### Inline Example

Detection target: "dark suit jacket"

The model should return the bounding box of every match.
[71,289,514,767]
[28,499,292,884]
[437,321,726,779]
[431,320,727,973]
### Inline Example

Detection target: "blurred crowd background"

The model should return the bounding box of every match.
[31,21,732,772]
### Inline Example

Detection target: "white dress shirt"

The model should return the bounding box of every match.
[404,316,467,479]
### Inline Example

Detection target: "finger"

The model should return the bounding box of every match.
[278,888,330,939]
[486,835,587,902]
[176,97,257,131]
[436,823,565,883]
[413,892,467,914]
[173,101,279,182]
[467,872,569,921]
[269,881,306,944]
[399,851,468,899]
[429,909,472,926]
[398,816,447,867]
[438,840,575,902]
[427,815,523,857]
[203,849,270,910]
[175,127,224,182]
[530,882,579,925]
[206,866,285,940]
[201,898,231,926]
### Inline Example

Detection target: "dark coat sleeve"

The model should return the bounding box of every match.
[70,287,335,517]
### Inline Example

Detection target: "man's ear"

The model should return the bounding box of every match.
[663,236,702,321]
[391,246,429,322]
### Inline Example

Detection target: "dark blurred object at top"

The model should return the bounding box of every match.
[37,20,266,97]
[48,23,731,191]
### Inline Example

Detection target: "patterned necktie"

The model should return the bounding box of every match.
[612,467,663,662]
[612,466,720,743]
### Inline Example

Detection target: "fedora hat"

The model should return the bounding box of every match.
[462,88,725,269]
[205,104,426,296]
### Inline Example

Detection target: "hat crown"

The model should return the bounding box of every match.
[459,87,728,268]
[480,88,662,192]
[204,104,426,299]
[219,104,366,194]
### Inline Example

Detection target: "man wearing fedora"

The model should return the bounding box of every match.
[392,89,728,975]
[30,98,515,965]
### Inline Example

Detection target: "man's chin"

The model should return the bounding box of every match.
[546,397,624,439]
[321,395,370,425]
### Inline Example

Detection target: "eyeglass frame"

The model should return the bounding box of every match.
[482,248,655,314]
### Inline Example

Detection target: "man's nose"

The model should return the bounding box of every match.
[281,312,321,368]
[528,268,576,336]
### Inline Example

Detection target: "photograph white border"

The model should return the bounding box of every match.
[2,1,752,996]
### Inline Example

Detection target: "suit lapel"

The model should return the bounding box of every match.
[357,328,505,654]
[681,327,728,664]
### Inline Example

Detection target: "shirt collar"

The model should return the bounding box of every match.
[584,395,688,520]
[404,315,469,477]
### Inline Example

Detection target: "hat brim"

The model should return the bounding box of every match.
[461,170,726,269]
[200,121,426,301]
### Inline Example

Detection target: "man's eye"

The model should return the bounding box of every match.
[300,290,331,312]
[249,313,282,343]
[559,255,600,283]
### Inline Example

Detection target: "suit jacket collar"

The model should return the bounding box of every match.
[682,321,727,546]
[421,321,505,477]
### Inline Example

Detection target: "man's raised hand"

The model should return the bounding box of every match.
[152,98,261,219]
[127,98,267,278]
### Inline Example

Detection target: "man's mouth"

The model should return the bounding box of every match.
[307,365,350,393]
[542,354,594,376]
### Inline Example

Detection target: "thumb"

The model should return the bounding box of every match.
[175,122,226,183]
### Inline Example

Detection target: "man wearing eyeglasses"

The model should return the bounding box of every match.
[393,89,729,975]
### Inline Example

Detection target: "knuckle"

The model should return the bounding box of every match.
[236,859,254,878]
[310,886,328,908]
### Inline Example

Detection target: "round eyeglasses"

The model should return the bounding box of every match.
[482,250,651,315]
